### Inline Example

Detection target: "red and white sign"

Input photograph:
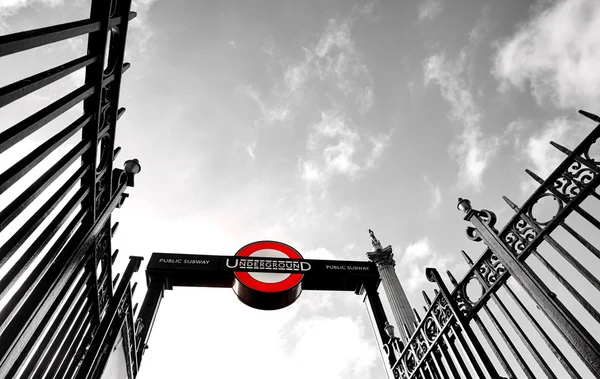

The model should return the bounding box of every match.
[230,241,307,310]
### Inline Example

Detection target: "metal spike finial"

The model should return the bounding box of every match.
[502,196,520,212]
[461,250,473,265]
[549,141,572,156]
[447,270,458,286]
[403,323,411,337]
[422,290,432,306]
[111,249,119,264]
[131,282,138,295]
[413,308,421,323]
[579,109,600,122]
[133,303,138,315]
[525,169,544,184]
[113,273,120,287]
[434,289,439,297]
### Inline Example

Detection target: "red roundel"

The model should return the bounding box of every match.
[232,241,305,310]
[234,241,303,293]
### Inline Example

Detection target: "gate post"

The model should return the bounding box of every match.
[457,198,600,377]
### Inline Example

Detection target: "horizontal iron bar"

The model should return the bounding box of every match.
[0,114,91,196]
[0,201,89,329]
[3,271,90,379]
[0,173,128,376]
[33,304,92,379]
[54,313,94,379]
[0,140,91,234]
[22,290,90,379]
[0,54,97,108]
[0,184,89,302]
[0,84,94,155]
[0,208,87,378]
[0,163,87,272]
[0,12,137,58]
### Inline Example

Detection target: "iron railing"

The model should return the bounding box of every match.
[0,0,142,378]
[383,110,600,379]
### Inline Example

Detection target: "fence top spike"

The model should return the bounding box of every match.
[549,141,572,156]
[502,196,520,212]
[461,250,473,265]
[413,308,421,322]
[403,323,411,335]
[579,109,600,122]
[447,270,458,286]
[525,169,544,184]
[423,305,428,313]
[434,289,439,296]
[422,290,432,306]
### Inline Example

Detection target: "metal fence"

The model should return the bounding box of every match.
[0,0,142,378]
[382,111,600,379]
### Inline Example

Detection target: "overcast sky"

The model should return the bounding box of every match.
[1,0,600,378]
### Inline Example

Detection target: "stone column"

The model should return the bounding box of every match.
[367,230,416,344]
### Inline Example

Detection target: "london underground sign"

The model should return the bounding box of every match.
[228,241,309,309]
[146,240,380,310]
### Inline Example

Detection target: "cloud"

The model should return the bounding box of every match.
[423,8,497,191]
[398,238,450,294]
[243,85,291,124]
[247,12,375,126]
[334,205,360,220]
[424,52,498,191]
[0,0,64,31]
[493,0,600,110]
[246,140,256,160]
[519,116,594,196]
[228,40,236,48]
[299,111,391,188]
[423,175,442,213]
[127,0,161,55]
[418,0,443,22]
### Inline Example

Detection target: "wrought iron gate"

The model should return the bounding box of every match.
[2,1,600,379]
[0,0,143,378]
[382,111,600,379]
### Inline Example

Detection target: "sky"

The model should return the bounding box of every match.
[0,0,599,378]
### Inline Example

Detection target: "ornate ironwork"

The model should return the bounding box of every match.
[378,110,600,379]
[0,0,142,378]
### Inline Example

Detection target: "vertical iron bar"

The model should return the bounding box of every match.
[464,208,600,376]
[503,196,600,292]
[503,284,582,379]
[74,256,143,379]
[490,292,556,378]
[451,323,487,379]
[427,268,499,378]
[559,222,600,260]
[444,331,472,379]
[530,248,600,324]
[482,304,534,379]
[472,314,516,378]
[438,338,461,379]
[135,276,167,365]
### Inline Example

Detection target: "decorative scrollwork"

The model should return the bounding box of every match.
[424,317,438,342]
[503,217,538,255]
[583,138,599,165]
[476,253,506,287]
[453,286,472,316]
[465,226,482,242]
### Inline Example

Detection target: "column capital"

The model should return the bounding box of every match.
[367,245,395,267]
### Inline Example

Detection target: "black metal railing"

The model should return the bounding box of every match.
[0,1,142,378]
[383,110,600,379]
